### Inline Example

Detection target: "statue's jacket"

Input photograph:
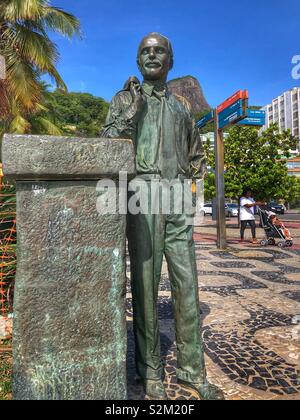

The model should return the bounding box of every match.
[102,81,206,181]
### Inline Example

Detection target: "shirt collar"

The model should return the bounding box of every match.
[142,81,169,98]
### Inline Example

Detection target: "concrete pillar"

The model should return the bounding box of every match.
[2,135,135,400]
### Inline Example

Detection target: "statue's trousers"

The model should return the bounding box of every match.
[127,178,206,383]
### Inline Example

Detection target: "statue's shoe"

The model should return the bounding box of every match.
[142,379,168,400]
[178,380,225,400]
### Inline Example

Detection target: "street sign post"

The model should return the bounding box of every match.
[217,90,248,114]
[218,99,245,120]
[237,109,266,126]
[196,110,214,128]
[218,104,247,129]
[214,110,227,249]
[196,89,264,249]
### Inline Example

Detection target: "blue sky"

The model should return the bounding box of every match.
[49,0,300,107]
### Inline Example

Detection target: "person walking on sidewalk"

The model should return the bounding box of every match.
[240,188,265,244]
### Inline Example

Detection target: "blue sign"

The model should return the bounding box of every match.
[237,110,266,126]
[218,106,246,129]
[218,99,244,121]
[196,110,214,128]
[237,117,265,126]
[247,110,265,119]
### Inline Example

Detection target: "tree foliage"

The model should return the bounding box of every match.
[204,124,299,203]
[0,0,80,133]
[39,89,110,137]
[288,178,300,208]
[204,172,216,202]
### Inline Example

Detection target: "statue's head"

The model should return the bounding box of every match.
[137,33,174,82]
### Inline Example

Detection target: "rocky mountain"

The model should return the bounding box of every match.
[168,76,210,116]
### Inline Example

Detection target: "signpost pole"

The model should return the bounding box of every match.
[214,109,227,249]
[196,90,264,250]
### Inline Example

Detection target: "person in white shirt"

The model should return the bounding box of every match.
[240,188,265,244]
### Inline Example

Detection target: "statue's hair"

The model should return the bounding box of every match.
[137,32,174,70]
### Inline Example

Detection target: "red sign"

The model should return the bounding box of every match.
[217,90,249,114]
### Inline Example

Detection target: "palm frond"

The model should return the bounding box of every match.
[2,0,48,21]
[3,24,59,67]
[9,113,30,133]
[17,18,47,35]
[1,0,80,117]
[42,6,81,38]
[5,52,41,109]
[44,64,67,91]
[34,102,48,112]
[33,116,62,135]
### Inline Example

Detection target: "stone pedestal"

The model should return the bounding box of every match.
[2,135,135,400]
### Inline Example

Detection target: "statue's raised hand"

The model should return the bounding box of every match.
[122,76,146,123]
[130,81,146,113]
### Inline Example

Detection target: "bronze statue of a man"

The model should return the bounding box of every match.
[102,33,224,400]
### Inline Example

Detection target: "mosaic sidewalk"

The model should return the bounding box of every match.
[126,242,300,400]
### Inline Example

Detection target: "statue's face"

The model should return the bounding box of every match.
[138,35,172,81]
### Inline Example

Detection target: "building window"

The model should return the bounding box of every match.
[287,162,300,169]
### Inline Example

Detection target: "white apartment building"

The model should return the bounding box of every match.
[261,87,300,153]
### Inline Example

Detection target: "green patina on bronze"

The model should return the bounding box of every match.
[102,33,224,400]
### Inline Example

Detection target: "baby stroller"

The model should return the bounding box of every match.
[258,207,293,248]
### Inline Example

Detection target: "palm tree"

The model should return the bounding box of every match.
[0,0,80,134]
